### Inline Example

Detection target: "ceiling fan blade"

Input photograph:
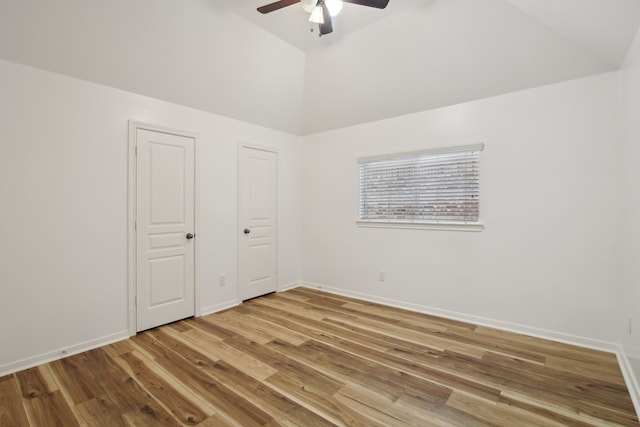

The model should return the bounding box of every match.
[319,2,333,35]
[342,0,389,9]
[257,0,300,14]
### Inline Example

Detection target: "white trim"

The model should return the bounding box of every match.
[357,142,484,163]
[278,281,303,292]
[127,121,200,336]
[617,347,640,416]
[0,330,129,377]
[194,128,201,317]
[200,299,240,317]
[356,220,484,232]
[299,281,618,353]
[127,122,136,336]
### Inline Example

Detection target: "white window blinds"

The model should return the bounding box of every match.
[358,144,483,224]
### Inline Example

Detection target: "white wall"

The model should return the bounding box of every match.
[620,28,640,385]
[0,59,303,372]
[302,72,623,344]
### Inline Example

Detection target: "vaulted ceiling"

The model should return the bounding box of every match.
[1,0,639,135]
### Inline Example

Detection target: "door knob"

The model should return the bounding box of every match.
[186,233,194,240]
[244,228,250,234]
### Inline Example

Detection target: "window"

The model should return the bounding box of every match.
[358,144,484,231]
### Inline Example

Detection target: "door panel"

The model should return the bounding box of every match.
[149,256,186,306]
[137,129,195,331]
[239,147,277,301]
[150,142,186,223]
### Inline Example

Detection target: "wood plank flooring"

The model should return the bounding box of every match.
[1,287,638,426]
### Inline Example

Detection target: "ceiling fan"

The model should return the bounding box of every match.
[257,0,390,36]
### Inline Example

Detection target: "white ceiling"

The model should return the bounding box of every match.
[234,0,640,63]
[302,0,640,133]
[506,0,640,68]
[1,0,639,135]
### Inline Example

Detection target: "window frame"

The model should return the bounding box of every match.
[356,143,484,232]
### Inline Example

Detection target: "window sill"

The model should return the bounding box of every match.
[356,220,484,232]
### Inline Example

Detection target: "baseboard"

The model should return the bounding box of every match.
[199,283,303,316]
[0,330,129,377]
[617,347,640,416]
[278,281,303,292]
[300,281,619,354]
[200,299,239,317]
[199,284,302,315]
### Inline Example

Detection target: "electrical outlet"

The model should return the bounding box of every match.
[378,271,386,282]
[219,274,226,286]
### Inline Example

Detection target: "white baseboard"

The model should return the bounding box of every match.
[199,282,302,316]
[199,283,302,316]
[278,281,303,292]
[617,347,640,416]
[200,299,239,316]
[0,330,129,377]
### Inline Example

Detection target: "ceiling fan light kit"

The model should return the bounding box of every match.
[309,4,325,24]
[257,0,389,36]
[325,0,344,16]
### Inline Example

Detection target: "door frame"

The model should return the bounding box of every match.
[237,141,279,302]
[127,121,200,336]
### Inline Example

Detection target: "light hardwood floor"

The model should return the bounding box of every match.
[1,287,638,426]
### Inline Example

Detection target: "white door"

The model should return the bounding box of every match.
[239,146,277,301]
[136,128,195,331]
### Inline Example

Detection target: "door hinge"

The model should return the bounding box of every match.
[135,145,137,156]
[135,295,137,307]
[134,220,137,231]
